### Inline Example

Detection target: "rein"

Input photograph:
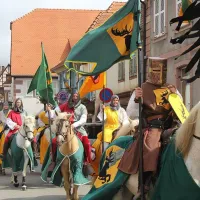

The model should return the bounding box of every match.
[18,128,34,141]
[193,134,200,140]
[56,119,73,144]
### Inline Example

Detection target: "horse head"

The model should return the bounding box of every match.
[22,116,36,142]
[176,102,200,157]
[53,112,73,146]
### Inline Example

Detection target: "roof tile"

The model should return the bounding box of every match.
[11,9,101,76]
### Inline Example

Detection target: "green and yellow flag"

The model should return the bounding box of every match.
[65,0,141,76]
[27,43,56,106]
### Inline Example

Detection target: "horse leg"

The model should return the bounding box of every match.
[72,185,79,200]
[61,158,72,200]
[113,186,134,200]
[21,152,29,191]
[2,168,6,175]
[13,173,19,187]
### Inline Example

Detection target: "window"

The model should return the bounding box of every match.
[176,0,189,26]
[118,61,125,81]
[129,53,137,78]
[52,81,58,94]
[154,0,165,37]
[26,80,33,97]
[180,67,190,110]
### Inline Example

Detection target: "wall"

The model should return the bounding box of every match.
[107,60,137,94]
[149,0,199,109]
[13,77,59,115]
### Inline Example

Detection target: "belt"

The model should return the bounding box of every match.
[146,114,166,123]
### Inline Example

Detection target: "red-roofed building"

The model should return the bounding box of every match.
[10,8,101,114]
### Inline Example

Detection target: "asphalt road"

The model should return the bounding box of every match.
[0,164,91,200]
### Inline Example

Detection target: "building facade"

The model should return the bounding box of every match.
[10,8,101,114]
[147,0,199,110]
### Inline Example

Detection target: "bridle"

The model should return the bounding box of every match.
[56,119,73,144]
[18,126,34,142]
[193,134,200,140]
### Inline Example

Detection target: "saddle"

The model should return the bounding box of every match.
[8,134,15,149]
[37,126,48,145]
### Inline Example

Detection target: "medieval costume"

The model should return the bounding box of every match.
[118,58,182,195]
[49,91,91,164]
[0,98,37,161]
[34,110,51,164]
[91,95,130,176]
[0,102,11,165]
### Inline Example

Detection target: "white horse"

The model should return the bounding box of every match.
[8,116,36,191]
[113,102,200,200]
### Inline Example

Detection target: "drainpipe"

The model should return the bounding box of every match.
[141,0,147,82]
[70,70,77,94]
[11,77,14,103]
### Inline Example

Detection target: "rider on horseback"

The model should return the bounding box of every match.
[118,58,182,197]
[0,102,10,137]
[97,94,130,148]
[0,98,37,161]
[47,91,91,164]
[91,95,130,176]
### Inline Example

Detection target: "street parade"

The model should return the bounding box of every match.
[0,0,200,199]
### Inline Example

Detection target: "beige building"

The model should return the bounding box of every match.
[145,0,199,110]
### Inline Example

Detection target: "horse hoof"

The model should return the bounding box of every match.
[14,182,19,187]
[22,185,27,191]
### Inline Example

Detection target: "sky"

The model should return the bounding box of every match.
[0,0,127,66]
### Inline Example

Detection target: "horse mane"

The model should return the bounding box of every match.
[176,102,200,157]
[114,119,139,139]
[24,116,35,124]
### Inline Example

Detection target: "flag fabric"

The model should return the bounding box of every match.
[79,64,106,98]
[181,0,192,13]
[178,0,192,25]
[65,0,141,76]
[82,136,133,200]
[27,43,56,106]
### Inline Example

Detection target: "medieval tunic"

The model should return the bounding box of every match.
[48,102,90,162]
[35,111,51,165]
[49,102,88,136]
[118,82,182,174]
[97,106,129,143]
[5,110,27,143]
[91,106,130,176]
[0,109,10,164]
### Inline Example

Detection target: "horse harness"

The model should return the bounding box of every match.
[193,134,200,140]
[56,119,74,144]
[18,126,34,142]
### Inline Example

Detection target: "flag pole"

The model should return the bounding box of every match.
[41,42,54,162]
[102,85,105,153]
[46,90,54,162]
[137,2,144,199]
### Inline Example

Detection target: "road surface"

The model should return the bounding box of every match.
[0,164,91,200]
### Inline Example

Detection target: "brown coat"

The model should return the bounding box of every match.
[118,82,176,174]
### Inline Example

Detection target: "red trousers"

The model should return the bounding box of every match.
[51,134,91,163]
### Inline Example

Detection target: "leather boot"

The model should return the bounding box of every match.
[31,141,38,166]
[0,141,9,161]
[82,136,92,163]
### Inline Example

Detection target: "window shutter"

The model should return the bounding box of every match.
[154,0,159,36]
[160,0,165,34]
[122,61,125,80]
[154,0,165,37]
